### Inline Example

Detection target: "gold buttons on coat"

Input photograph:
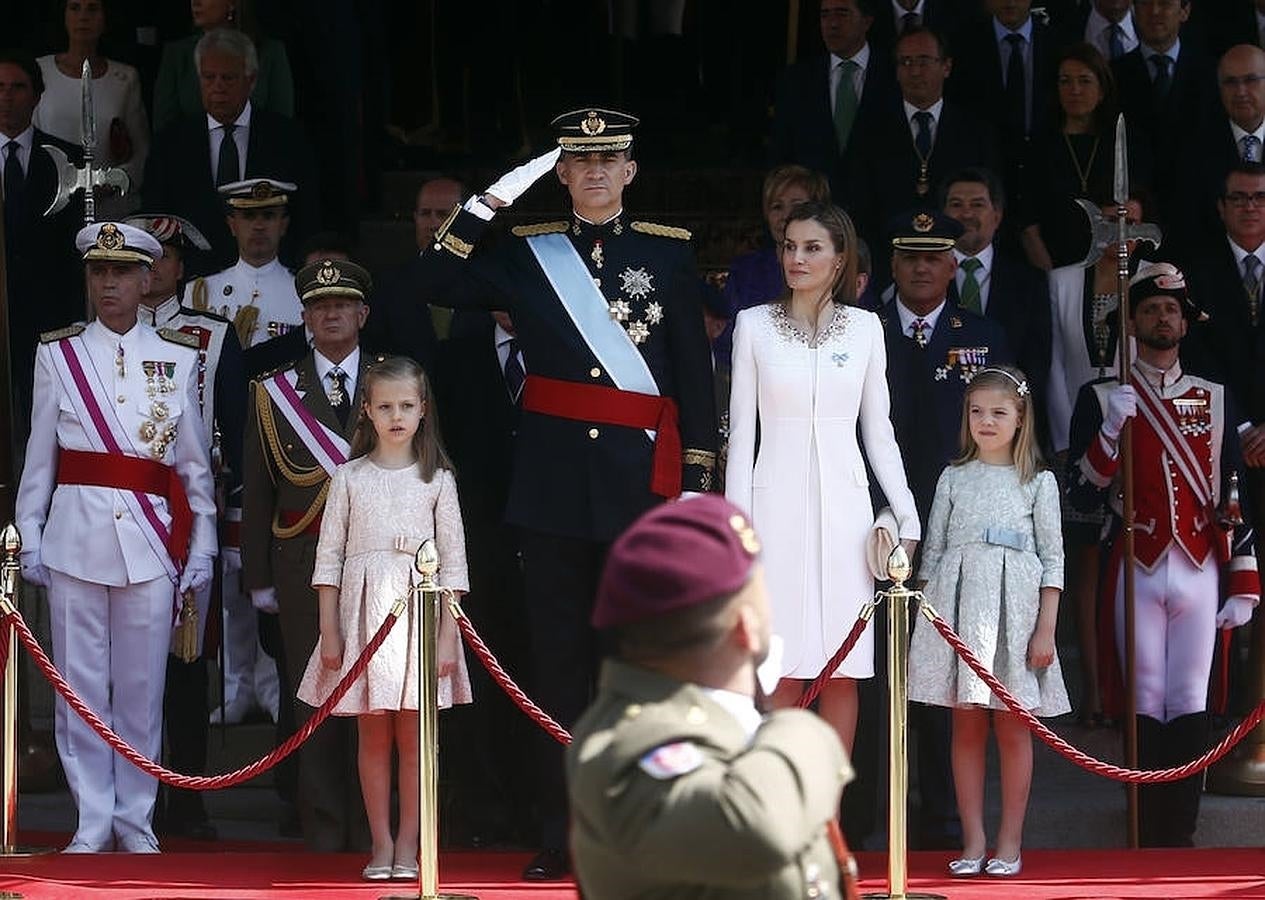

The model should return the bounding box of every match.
[114,511,123,520]
[590,367,601,378]
[117,395,126,404]
[588,428,600,439]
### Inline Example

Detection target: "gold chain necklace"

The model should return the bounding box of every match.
[1062,132,1100,195]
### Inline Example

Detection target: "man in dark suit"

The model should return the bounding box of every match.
[945,0,1064,220]
[848,27,1000,267]
[865,211,1012,852]
[867,0,954,54]
[143,28,318,276]
[940,166,1052,449]
[434,308,534,845]
[769,0,896,199]
[0,50,84,442]
[1112,0,1218,256]
[240,258,376,853]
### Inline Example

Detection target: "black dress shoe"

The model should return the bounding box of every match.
[522,848,570,881]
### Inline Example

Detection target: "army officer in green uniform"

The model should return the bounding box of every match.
[567,494,852,898]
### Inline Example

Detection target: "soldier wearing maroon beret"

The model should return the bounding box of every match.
[566,495,852,899]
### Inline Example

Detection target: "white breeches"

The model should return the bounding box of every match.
[1115,549,1218,723]
[47,569,174,846]
[219,548,279,713]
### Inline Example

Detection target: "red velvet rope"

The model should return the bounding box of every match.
[5,606,401,790]
[453,610,573,746]
[796,611,872,709]
[926,608,1265,783]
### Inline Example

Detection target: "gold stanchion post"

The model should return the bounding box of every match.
[382,539,475,900]
[863,546,944,900]
[1,523,52,867]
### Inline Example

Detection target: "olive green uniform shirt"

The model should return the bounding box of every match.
[567,659,853,899]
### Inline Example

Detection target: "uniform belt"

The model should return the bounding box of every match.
[277,508,323,537]
[56,447,192,569]
[521,374,681,498]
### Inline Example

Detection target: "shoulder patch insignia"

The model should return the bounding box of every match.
[631,221,692,241]
[638,741,704,780]
[157,327,201,349]
[512,221,569,237]
[39,323,86,343]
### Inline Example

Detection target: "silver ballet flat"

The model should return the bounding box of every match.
[985,854,1022,876]
[948,855,985,876]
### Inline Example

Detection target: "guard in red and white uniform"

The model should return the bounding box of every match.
[1068,262,1259,847]
[15,222,218,853]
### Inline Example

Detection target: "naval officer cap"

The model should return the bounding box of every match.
[218,177,297,210]
[1128,261,1207,321]
[888,209,964,252]
[552,107,639,153]
[76,221,162,265]
[124,214,212,252]
[592,495,761,630]
[295,257,373,305]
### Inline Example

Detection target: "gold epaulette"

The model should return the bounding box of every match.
[512,221,569,237]
[632,221,692,241]
[39,323,86,343]
[157,327,200,349]
[190,277,208,311]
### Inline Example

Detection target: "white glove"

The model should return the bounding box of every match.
[20,552,49,588]
[251,587,280,614]
[678,491,705,501]
[1215,595,1256,629]
[177,554,214,594]
[484,147,562,207]
[1101,385,1137,441]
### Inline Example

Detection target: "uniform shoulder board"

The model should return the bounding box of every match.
[39,323,86,343]
[631,221,692,241]
[511,221,569,237]
[157,327,201,349]
[638,741,704,780]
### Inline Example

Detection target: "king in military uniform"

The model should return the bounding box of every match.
[130,213,248,840]
[1068,262,1260,847]
[187,177,305,725]
[418,107,718,879]
[240,257,378,852]
[15,222,218,853]
[568,495,853,899]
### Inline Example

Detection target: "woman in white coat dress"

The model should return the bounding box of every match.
[725,202,920,752]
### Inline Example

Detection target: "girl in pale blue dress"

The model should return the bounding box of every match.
[908,366,1069,879]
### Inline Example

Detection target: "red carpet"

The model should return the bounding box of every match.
[0,846,1262,899]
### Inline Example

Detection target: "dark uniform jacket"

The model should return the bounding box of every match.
[420,206,718,542]
[567,660,851,900]
[879,299,1013,521]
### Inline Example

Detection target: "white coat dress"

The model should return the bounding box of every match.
[725,302,920,679]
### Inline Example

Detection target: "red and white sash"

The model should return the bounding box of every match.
[261,369,349,478]
[50,336,179,583]
[1132,373,1214,510]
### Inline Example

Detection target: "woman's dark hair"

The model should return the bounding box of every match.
[1054,42,1118,134]
[0,49,44,96]
[781,201,860,306]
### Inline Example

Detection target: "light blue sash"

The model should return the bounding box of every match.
[525,233,659,399]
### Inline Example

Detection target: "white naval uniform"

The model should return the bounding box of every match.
[183,256,301,349]
[185,260,296,719]
[15,318,217,850]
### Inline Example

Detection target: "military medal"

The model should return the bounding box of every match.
[591,240,604,270]
[644,301,663,325]
[609,299,631,322]
[619,267,654,299]
[627,320,650,345]
[151,400,169,420]
[115,344,125,377]
[917,165,930,197]
[139,420,157,442]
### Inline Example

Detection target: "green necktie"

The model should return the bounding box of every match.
[834,60,860,151]
[960,257,984,313]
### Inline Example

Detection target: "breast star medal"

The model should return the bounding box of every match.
[619,267,654,299]
[608,299,631,322]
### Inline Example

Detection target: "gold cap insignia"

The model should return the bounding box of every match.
[96,223,124,251]
[315,260,341,286]
[580,111,606,136]
[251,181,275,201]
[913,212,934,233]
[728,513,761,554]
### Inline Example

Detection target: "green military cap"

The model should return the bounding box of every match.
[295,258,373,304]
[552,107,639,153]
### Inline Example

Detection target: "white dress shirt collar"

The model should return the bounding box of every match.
[233,255,284,278]
[1231,120,1265,149]
[903,96,944,122]
[992,14,1033,45]
[206,100,251,136]
[574,208,623,227]
[830,41,870,72]
[137,295,182,328]
[1086,6,1137,49]
[895,297,946,337]
[313,345,360,397]
[1140,36,1181,67]
[0,124,34,171]
[953,244,995,312]
[1134,355,1182,393]
[1227,235,1265,272]
[891,0,924,29]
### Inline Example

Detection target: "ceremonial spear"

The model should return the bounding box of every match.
[1072,114,1161,848]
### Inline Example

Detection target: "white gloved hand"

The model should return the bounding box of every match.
[20,552,49,588]
[177,554,214,594]
[484,147,562,207]
[1101,385,1137,441]
[251,587,280,614]
[1215,595,1256,629]
[677,491,705,501]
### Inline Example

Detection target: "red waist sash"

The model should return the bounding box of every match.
[278,509,324,537]
[56,447,192,569]
[522,374,681,498]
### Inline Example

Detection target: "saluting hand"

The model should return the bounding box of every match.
[484,147,563,208]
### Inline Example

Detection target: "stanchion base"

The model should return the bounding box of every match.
[862,893,946,900]
[1206,742,1265,797]
[0,845,54,858]
[378,893,478,900]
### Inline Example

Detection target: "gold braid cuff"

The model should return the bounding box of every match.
[683,448,717,470]
[253,381,328,488]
